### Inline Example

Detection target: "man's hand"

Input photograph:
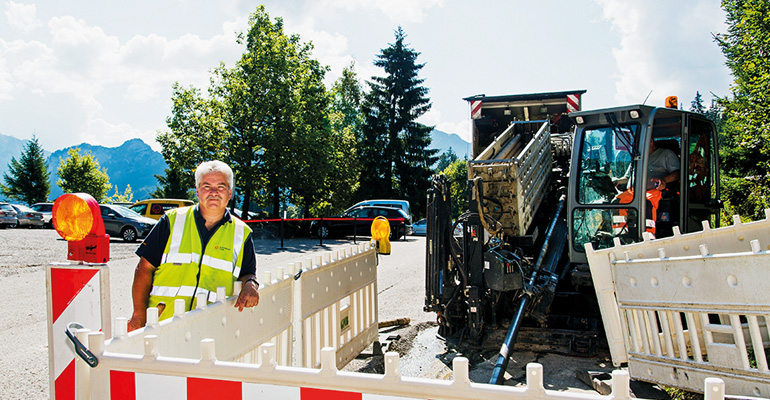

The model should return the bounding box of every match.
[127,311,145,332]
[234,279,260,312]
[654,178,666,191]
[127,303,165,332]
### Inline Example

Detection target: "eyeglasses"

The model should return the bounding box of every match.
[199,184,229,193]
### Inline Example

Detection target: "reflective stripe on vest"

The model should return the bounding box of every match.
[149,206,250,320]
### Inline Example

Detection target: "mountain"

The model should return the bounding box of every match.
[429,129,470,160]
[47,139,167,201]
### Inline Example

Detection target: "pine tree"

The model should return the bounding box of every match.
[690,91,705,114]
[359,27,438,215]
[1,135,51,205]
[151,167,193,199]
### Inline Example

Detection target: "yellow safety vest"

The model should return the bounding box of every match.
[148,206,251,320]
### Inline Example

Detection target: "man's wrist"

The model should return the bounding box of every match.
[245,277,259,287]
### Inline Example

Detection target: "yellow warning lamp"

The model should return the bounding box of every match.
[52,193,110,263]
[665,96,678,109]
[370,216,391,255]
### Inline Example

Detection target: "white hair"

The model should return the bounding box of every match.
[194,160,234,190]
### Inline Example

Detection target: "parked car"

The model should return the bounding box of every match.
[343,199,412,223]
[231,209,259,221]
[129,199,194,221]
[311,205,410,240]
[10,204,44,228]
[99,204,157,242]
[411,218,427,235]
[0,202,18,229]
[31,202,54,228]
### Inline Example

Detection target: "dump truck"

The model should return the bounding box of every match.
[424,91,723,384]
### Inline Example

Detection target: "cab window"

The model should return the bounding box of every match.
[576,124,639,204]
[685,117,718,231]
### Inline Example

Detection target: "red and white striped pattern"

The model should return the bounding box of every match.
[108,371,421,400]
[470,100,482,119]
[566,94,580,113]
[47,265,106,400]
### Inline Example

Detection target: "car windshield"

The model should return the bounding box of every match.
[111,205,143,218]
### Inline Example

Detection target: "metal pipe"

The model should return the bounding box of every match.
[489,294,529,385]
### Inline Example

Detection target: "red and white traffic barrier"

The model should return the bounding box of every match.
[81,338,728,400]
[46,263,111,400]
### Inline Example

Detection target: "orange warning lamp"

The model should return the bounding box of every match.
[53,193,110,263]
[665,96,678,109]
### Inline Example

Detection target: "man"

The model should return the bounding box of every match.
[614,139,680,192]
[127,160,259,331]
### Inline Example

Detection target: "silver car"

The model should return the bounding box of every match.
[10,204,44,228]
[0,203,18,228]
[31,202,54,228]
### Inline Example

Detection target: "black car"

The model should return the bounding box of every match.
[311,206,410,240]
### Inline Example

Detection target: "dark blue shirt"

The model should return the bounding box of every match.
[136,205,257,278]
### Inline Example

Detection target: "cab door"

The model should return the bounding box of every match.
[683,116,721,232]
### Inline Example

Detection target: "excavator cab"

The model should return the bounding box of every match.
[568,104,722,264]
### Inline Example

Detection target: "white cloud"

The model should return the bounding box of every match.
[595,0,728,105]
[82,118,159,151]
[4,0,42,33]
[0,9,245,151]
[319,0,443,22]
[420,108,471,142]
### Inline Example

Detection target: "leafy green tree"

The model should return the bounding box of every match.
[157,83,225,197]
[57,147,111,202]
[210,6,331,217]
[108,184,134,203]
[441,159,468,219]
[0,135,51,205]
[714,0,770,221]
[359,27,438,215]
[313,62,363,215]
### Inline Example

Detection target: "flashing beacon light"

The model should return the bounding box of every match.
[370,216,391,255]
[665,96,678,109]
[52,193,110,263]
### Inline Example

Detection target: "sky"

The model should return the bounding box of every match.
[0,0,732,153]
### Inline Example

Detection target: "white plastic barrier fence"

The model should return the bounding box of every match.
[587,210,770,397]
[77,337,729,400]
[48,243,377,399]
[107,243,377,369]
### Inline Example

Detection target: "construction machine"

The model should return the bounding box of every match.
[424,91,723,383]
